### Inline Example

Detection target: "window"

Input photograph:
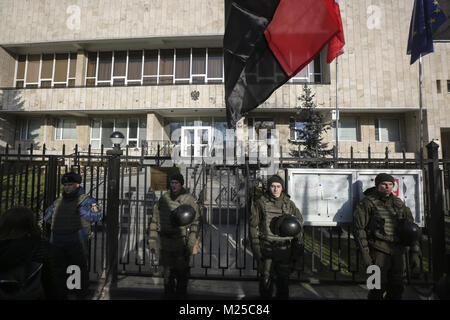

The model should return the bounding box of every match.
[25,54,40,88]
[86,52,97,87]
[332,118,359,141]
[85,48,224,86]
[113,51,127,86]
[15,53,77,88]
[290,57,322,83]
[159,49,174,84]
[375,119,400,142]
[127,50,143,85]
[207,48,223,83]
[143,50,158,85]
[290,118,306,141]
[15,55,26,88]
[55,119,77,140]
[90,118,147,148]
[248,118,275,140]
[181,126,213,157]
[175,48,190,84]
[247,118,274,158]
[167,118,214,138]
[97,52,113,85]
[192,48,206,84]
[18,119,40,141]
[447,80,450,93]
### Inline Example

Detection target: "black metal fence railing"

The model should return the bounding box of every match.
[0,142,448,284]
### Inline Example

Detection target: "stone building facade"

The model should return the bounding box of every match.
[0,0,449,159]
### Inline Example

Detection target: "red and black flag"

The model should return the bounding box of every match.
[224,0,345,128]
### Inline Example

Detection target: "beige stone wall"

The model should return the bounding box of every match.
[0,48,15,87]
[147,113,163,141]
[0,0,223,44]
[0,85,226,112]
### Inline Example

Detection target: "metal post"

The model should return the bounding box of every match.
[106,147,122,283]
[44,155,58,211]
[335,57,339,159]
[43,155,58,236]
[426,141,445,282]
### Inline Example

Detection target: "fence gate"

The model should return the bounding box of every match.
[1,144,447,284]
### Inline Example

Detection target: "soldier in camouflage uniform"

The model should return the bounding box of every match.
[353,173,421,300]
[249,175,304,299]
[148,173,200,299]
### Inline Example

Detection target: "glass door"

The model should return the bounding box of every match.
[181,126,212,157]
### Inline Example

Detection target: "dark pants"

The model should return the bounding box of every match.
[51,240,89,300]
[160,249,190,299]
[259,242,292,299]
[368,247,405,300]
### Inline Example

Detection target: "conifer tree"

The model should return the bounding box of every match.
[289,84,333,158]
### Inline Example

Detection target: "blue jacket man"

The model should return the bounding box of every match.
[44,172,102,299]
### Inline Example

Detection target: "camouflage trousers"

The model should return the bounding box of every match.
[259,241,292,299]
[368,246,405,300]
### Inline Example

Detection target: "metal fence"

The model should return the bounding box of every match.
[0,142,448,284]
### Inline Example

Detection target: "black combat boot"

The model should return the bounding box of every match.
[275,277,290,299]
[175,275,188,300]
[163,269,176,299]
[367,289,384,300]
[385,284,403,300]
[259,277,274,299]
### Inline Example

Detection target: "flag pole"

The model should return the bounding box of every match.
[419,56,423,167]
[335,56,339,158]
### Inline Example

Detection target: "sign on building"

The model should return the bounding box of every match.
[286,169,424,227]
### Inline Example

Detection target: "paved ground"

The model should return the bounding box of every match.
[91,276,437,300]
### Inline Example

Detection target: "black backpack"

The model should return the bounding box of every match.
[0,262,44,300]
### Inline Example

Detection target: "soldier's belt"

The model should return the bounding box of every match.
[262,240,291,247]
[160,233,185,239]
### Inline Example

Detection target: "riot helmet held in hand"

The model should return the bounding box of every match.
[397,219,421,246]
[270,214,302,237]
[170,204,196,226]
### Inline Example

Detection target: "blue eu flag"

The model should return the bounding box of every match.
[407,0,447,64]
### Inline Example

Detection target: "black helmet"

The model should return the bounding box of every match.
[397,219,421,246]
[170,204,195,226]
[270,214,302,237]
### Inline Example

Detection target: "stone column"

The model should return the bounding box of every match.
[75,50,86,86]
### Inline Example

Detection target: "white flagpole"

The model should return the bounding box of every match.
[419,56,423,165]
[335,57,339,157]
